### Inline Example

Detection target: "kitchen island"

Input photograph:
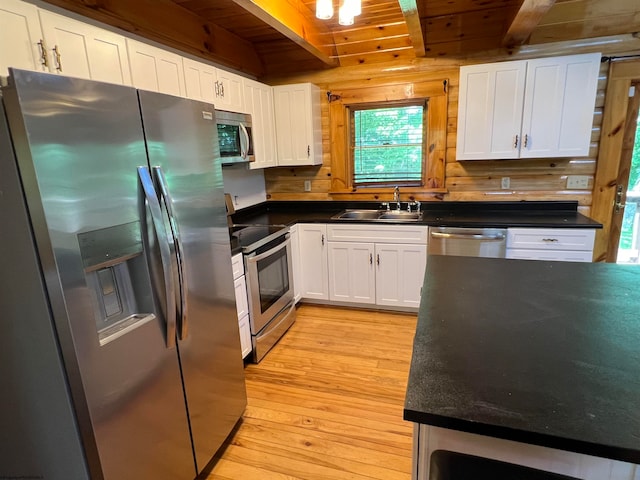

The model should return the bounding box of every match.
[404,255,640,479]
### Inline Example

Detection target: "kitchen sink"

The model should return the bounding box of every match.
[378,211,422,220]
[331,209,423,222]
[332,209,384,220]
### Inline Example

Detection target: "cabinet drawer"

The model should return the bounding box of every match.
[327,224,429,244]
[507,228,595,251]
[506,249,593,263]
[231,253,244,280]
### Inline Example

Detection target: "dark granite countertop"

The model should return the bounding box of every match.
[404,255,640,464]
[230,201,602,229]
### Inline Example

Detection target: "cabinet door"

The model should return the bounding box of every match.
[39,10,131,85]
[273,83,322,166]
[233,275,249,319]
[183,58,216,103]
[328,242,375,304]
[298,224,329,300]
[376,243,427,308]
[289,225,302,303]
[215,69,245,112]
[127,39,185,96]
[0,0,45,76]
[456,61,527,160]
[238,314,252,359]
[520,53,600,158]
[244,79,277,169]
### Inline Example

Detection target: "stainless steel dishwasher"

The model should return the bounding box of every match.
[428,227,507,258]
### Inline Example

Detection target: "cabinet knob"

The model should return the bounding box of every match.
[369,253,373,265]
[524,134,529,148]
[513,135,519,149]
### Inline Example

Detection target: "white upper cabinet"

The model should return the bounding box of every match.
[38,10,131,85]
[215,69,245,113]
[244,78,277,169]
[183,57,216,103]
[456,53,601,160]
[273,83,323,166]
[127,39,185,97]
[520,54,600,158]
[457,61,527,160]
[0,0,46,75]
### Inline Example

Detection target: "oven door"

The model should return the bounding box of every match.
[245,235,294,334]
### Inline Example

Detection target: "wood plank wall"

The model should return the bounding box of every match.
[263,37,640,217]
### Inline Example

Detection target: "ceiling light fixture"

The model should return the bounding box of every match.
[315,0,333,20]
[315,0,362,25]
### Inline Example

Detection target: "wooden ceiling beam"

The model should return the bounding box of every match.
[398,0,426,56]
[229,0,339,67]
[503,0,557,48]
[39,0,264,76]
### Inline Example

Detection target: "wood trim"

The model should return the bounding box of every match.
[398,0,426,56]
[229,0,339,67]
[329,78,448,195]
[503,0,556,48]
[592,59,640,262]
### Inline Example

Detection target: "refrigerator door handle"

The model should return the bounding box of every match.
[138,166,177,348]
[152,166,189,340]
[239,122,249,160]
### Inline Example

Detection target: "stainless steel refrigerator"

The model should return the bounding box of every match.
[0,69,247,479]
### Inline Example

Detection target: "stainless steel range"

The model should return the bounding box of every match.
[232,225,296,362]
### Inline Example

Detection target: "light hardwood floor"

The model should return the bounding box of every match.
[205,304,418,479]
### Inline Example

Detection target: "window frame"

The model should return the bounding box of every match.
[329,78,448,197]
[350,99,428,188]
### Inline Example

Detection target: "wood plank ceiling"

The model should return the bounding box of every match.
[39,0,640,80]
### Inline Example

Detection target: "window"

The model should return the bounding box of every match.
[328,78,448,195]
[352,102,426,186]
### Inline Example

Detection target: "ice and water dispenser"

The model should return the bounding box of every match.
[78,221,156,346]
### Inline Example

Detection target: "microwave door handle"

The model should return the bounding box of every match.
[239,122,249,159]
[152,166,189,340]
[138,166,177,348]
[246,236,290,264]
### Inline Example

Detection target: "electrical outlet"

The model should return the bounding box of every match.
[501,177,510,189]
[304,180,312,192]
[566,175,590,189]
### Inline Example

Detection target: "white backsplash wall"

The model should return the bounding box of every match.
[221,165,267,210]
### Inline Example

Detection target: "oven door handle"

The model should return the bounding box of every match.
[246,236,290,264]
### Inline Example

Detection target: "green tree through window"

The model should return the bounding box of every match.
[352,103,425,186]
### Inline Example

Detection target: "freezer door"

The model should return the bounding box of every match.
[2,70,195,479]
[138,90,247,472]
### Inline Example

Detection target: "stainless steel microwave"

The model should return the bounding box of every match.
[215,110,254,164]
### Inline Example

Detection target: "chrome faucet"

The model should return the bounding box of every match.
[393,186,401,211]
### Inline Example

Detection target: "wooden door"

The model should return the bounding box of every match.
[606,83,640,262]
[327,242,375,304]
[297,224,329,300]
[592,60,640,262]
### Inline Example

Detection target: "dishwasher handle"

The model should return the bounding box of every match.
[430,231,506,241]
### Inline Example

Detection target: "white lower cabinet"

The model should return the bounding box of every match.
[232,253,251,359]
[317,224,429,309]
[506,228,596,262]
[297,223,329,300]
[289,224,302,303]
[328,242,376,304]
[375,243,427,309]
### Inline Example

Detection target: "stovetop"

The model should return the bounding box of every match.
[230,224,289,253]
